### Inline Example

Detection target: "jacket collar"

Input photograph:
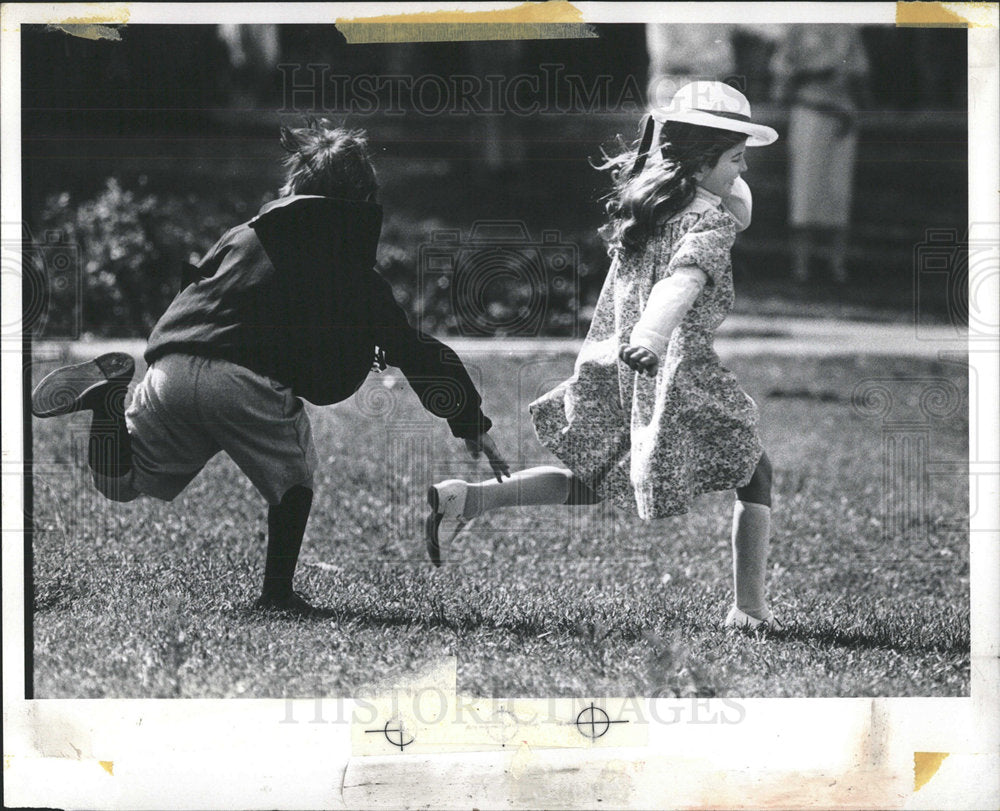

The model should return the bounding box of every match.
[252,194,382,223]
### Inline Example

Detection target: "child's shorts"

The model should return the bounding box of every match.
[119,353,318,505]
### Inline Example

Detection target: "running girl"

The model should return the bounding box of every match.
[426,82,783,630]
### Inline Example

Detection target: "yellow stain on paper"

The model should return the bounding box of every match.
[46,6,131,41]
[913,751,949,791]
[335,1,594,43]
[896,2,998,28]
[336,1,585,25]
[99,760,114,775]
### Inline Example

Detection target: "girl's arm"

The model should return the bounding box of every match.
[624,265,708,370]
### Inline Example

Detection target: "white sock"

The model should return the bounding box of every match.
[732,500,771,620]
[463,466,572,519]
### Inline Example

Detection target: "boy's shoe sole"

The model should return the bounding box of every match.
[31,352,135,418]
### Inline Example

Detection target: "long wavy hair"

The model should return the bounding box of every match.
[279,117,379,202]
[596,120,747,254]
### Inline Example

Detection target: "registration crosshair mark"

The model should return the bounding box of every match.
[364,719,414,751]
[575,702,628,740]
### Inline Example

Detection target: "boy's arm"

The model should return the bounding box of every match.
[370,275,493,441]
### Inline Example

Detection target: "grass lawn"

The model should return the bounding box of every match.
[29,349,970,698]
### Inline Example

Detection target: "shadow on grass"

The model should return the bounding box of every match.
[775,624,969,658]
[228,602,672,646]
[33,578,93,613]
[227,600,968,661]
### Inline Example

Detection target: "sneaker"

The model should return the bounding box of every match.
[724,606,785,633]
[31,352,135,418]
[425,480,472,567]
[253,590,336,619]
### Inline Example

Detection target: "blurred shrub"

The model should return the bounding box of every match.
[40,178,259,337]
[39,178,605,338]
[376,214,607,338]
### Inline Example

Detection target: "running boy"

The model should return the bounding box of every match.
[32,119,510,617]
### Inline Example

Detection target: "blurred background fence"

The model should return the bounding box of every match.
[21,24,968,338]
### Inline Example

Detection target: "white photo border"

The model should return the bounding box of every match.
[2,3,997,808]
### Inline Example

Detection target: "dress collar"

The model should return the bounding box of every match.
[667,184,724,224]
[694,186,722,207]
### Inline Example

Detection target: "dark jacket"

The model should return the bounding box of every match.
[145,195,492,440]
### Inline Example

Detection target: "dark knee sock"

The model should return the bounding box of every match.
[87,383,133,479]
[735,485,771,508]
[262,485,313,599]
[736,452,772,508]
[564,475,602,506]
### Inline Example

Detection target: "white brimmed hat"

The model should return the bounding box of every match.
[651,81,778,146]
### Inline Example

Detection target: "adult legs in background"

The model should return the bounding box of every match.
[790,226,813,282]
[791,226,851,284]
[828,228,850,284]
[787,105,857,284]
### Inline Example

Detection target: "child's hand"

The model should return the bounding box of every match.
[619,344,659,377]
[464,432,511,482]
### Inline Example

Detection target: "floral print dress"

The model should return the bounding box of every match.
[530,189,762,519]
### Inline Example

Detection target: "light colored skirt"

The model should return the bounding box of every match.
[788,105,859,229]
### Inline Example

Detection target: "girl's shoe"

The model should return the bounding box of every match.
[31,352,135,418]
[425,480,472,567]
[724,606,785,632]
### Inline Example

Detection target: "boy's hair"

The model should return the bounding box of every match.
[279,118,379,202]
[596,120,746,254]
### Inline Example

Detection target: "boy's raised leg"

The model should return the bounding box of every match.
[88,378,139,502]
[87,376,133,475]
[32,352,139,502]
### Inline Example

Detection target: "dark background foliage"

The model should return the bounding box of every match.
[22,24,968,337]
